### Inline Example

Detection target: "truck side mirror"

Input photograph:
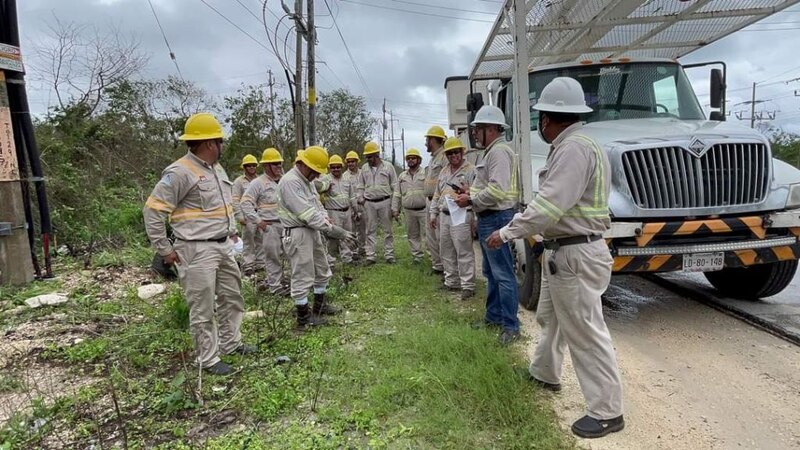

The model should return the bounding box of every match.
[710,69,724,109]
[466,93,484,112]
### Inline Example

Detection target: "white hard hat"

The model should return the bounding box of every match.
[533,77,592,114]
[470,105,509,128]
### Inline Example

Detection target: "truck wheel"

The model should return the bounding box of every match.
[703,260,798,300]
[516,240,543,311]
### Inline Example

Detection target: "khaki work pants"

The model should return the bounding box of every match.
[242,221,265,271]
[285,227,332,304]
[439,212,476,291]
[364,198,394,262]
[530,239,623,420]
[174,239,244,369]
[426,199,443,271]
[327,209,353,263]
[404,209,427,260]
[259,222,284,291]
[354,207,366,256]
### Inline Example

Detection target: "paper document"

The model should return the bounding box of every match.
[445,196,467,226]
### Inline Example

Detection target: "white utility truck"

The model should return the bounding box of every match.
[448,0,800,310]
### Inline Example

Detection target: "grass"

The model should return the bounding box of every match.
[0,229,573,449]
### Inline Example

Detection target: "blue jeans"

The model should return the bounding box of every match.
[477,209,519,332]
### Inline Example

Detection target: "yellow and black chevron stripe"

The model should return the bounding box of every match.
[613,242,800,273]
[635,216,767,247]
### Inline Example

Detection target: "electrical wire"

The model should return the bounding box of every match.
[146,0,185,80]
[322,0,372,95]
[338,0,495,23]
[386,0,497,15]
[199,0,280,58]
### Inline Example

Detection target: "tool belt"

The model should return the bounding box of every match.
[177,236,228,243]
[476,208,514,219]
[365,196,390,203]
[327,207,350,212]
[404,206,426,211]
[542,235,601,250]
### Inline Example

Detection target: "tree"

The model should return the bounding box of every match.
[769,128,800,169]
[316,89,376,157]
[32,18,149,116]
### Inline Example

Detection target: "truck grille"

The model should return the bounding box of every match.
[622,144,769,209]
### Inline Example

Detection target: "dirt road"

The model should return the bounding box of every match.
[516,274,800,450]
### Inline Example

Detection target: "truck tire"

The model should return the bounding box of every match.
[703,260,798,300]
[517,240,543,311]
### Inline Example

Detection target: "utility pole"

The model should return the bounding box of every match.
[401,128,405,170]
[750,82,757,129]
[268,69,276,145]
[390,110,396,166]
[307,0,316,145]
[381,98,387,155]
[293,0,304,150]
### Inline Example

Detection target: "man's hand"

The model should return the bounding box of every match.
[485,230,504,249]
[392,210,400,221]
[164,251,181,265]
[257,220,269,231]
[455,193,471,208]
[429,217,438,230]
[238,218,247,225]
[230,234,240,243]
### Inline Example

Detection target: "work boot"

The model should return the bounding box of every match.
[313,293,341,315]
[514,367,562,392]
[204,361,234,376]
[229,343,257,356]
[460,289,475,300]
[295,304,327,328]
[571,415,625,438]
[385,257,396,264]
[470,319,501,330]
[365,259,376,266]
[498,329,520,346]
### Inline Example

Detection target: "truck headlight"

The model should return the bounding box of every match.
[787,183,800,209]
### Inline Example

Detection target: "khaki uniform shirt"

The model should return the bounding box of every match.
[315,174,354,211]
[278,167,332,232]
[231,174,256,222]
[397,168,426,210]
[240,174,280,224]
[143,152,235,256]
[500,122,611,241]
[423,148,446,200]
[429,161,476,219]
[356,161,400,212]
[470,137,518,214]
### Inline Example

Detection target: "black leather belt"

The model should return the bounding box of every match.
[177,236,228,243]
[427,196,433,201]
[442,209,472,216]
[476,208,514,218]
[405,206,425,211]
[327,207,350,212]
[365,196,390,203]
[543,235,602,250]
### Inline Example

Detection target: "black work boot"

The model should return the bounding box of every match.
[296,304,327,328]
[312,293,341,315]
[571,415,625,438]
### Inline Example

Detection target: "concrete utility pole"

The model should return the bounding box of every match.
[400,128,405,170]
[750,82,757,129]
[307,0,316,145]
[381,98,387,155]
[390,110,396,166]
[268,69,276,144]
[293,0,304,150]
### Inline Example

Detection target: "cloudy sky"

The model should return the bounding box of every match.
[16,0,800,160]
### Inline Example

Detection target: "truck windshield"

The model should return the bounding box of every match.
[528,62,704,130]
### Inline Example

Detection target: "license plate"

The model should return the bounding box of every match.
[682,252,724,272]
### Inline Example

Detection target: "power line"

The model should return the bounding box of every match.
[198,0,280,59]
[386,0,497,15]
[146,0,184,80]
[323,0,372,95]
[338,0,495,23]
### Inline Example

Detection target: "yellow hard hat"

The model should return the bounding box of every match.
[363,141,381,156]
[345,150,360,162]
[241,154,258,167]
[443,137,465,152]
[179,112,224,141]
[405,148,422,159]
[300,146,329,174]
[260,148,283,164]
[424,125,447,140]
[295,150,305,163]
[328,154,344,166]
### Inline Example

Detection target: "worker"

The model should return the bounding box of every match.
[231,154,262,275]
[278,146,355,328]
[423,125,447,276]
[343,150,366,260]
[397,148,427,264]
[240,148,289,296]
[453,105,519,346]
[486,77,624,438]
[143,112,253,376]
[429,138,476,300]
[315,154,355,264]
[356,141,400,265]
